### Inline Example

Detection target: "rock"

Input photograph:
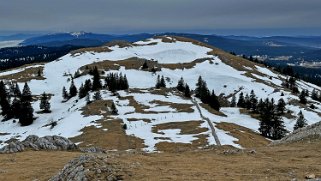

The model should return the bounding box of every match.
[0,135,78,154]
[272,121,321,145]
[80,147,106,153]
[305,173,316,179]
[49,155,121,181]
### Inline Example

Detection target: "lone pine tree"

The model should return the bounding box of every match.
[40,92,51,113]
[294,111,307,130]
[19,82,34,126]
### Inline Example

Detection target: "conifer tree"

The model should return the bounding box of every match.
[19,99,34,126]
[276,98,286,115]
[69,80,78,98]
[230,94,236,107]
[0,81,11,118]
[294,111,307,130]
[22,82,32,101]
[78,83,87,99]
[84,79,92,93]
[19,83,34,126]
[299,90,307,104]
[195,76,204,98]
[271,114,287,140]
[249,90,258,111]
[209,90,220,111]
[244,93,251,110]
[93,91,102,101]
[92,66,102,91]
[39,92,51,113]
[122,75,129,90]
[111,101,118,115]
[184,84,191,98]
[177,77,185,92]
[14,83,21,97]
[311,89,319,101]
[237,92,245,108]
[155,75,161,89]
[142,61,148,69]
[160,76,166,88]
[11,97,21,118]
[62,86,69,100]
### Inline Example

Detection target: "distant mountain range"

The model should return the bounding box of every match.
[16,32,321,65]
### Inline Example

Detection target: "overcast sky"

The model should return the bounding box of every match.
[1,0,321,35]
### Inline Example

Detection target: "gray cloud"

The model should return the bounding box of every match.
[1,0,321,35]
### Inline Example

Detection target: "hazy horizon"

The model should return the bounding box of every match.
[1,0,321,37]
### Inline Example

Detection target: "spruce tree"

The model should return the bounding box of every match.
[160,76,166,88]
[22,82,32,101]
[230,94,236,107]
[294,111,307,130]
[195,76,204,98]
[39,92,51,113]
[122,75,129,90]
[244,93,251,110]
[19,99,34,126]
[69,80,78,98]
[311,89,319,101]
[11,97,21,118]
[92,66,102,91]
[93,91,102,101]
[142,61,148,69]
[237,92,245,108]
[184,84,191,98]
[62,86,69,100]
[19,83,34,126]
[84,79,92,93]
[249,90,258,111]
[299,90,307,104]
[276,98,286,115]
[155,75,161,89]
[271,115,287,140]
[78,83,87,99]
[14,83,21,97]
[177,77,185,92]
[0,81,11,118]
[209,90,220,111]
[111,101,118,115]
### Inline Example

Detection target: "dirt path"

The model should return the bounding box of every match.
[191,98,221,146]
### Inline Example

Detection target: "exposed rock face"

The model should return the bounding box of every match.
[0,135,78,153]
[49,155,121,181]
[272,121,321,145]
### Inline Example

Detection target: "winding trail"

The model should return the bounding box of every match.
[192,98,221,146]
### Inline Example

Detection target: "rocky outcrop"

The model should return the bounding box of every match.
[0,135,78,153]
[272,121,321,145]
[49,155,121,181]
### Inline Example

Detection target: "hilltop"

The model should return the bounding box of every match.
[0,36,321,180]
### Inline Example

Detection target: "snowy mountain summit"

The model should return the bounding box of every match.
[0,36,320,152]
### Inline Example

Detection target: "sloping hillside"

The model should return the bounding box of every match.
[1,36,321,152]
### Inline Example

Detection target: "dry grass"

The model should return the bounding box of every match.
[2,141,321,180]
[70,46,111,56]
[114,140,321,180]
[150,100,194,113]
[0,66,45,82]
[200,103,227,117]
[81,100,113,116]
[152,120,210,152]
[216,122,270,148]
[0,151,81,181]
[70,119,145,150]
[152,120,207,135]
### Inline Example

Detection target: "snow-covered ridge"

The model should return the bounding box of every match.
[1,36,321,151]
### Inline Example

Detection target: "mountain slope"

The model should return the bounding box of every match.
[1,36,321,152]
